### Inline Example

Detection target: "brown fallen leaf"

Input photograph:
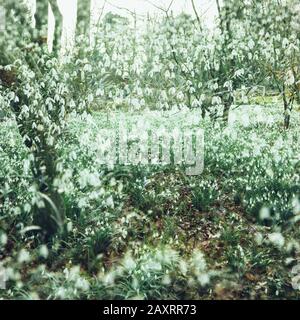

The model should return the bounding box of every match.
[245,272,259,282]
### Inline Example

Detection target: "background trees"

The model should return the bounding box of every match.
[256,0,300,129]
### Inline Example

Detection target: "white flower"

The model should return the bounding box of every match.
[268,233,285,248]
[39,245,49,259]
[212,96,222,105]
[176,91,185,101]
[103,272,115,286]
[292,198,300,215]
[259,207,270,220]
[106,196,114,208]
[18,249,31,264]
[197,274,210,286]
[0,233,7,246]
[144,261,162,271]
[56,287,67,299]
[162,275,171,285]
[179,260,188,275]
[248,39,255,49]
[254,233,264,245]
[123,255,136,270]
[75,278,90,291]
[234,69,245,78]
[192,250,207,273]
[285,70,295,86]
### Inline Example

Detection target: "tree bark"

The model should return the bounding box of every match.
[283,97,291,129]
[48,0,63,53]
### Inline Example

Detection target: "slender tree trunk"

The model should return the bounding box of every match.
[284,112,290,130]
[48,0,63,53]
[283,98,291,129]
[282,85,293,130]
[216,1,238,125]
[223,95,233,123]
[201,107,206,119]
[222,103,230,123]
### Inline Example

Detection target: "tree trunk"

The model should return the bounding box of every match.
[48,0,63,53]
[283,99,291,129]
[284,112,290,130]
[223,94,233,124]
[201,107,206,119]
[283,87,292,130]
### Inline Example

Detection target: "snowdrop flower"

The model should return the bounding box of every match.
[260,207,271,220]
[18,249,31,264]
[268,233,285,248]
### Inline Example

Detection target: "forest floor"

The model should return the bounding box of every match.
[1,103,300,299]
